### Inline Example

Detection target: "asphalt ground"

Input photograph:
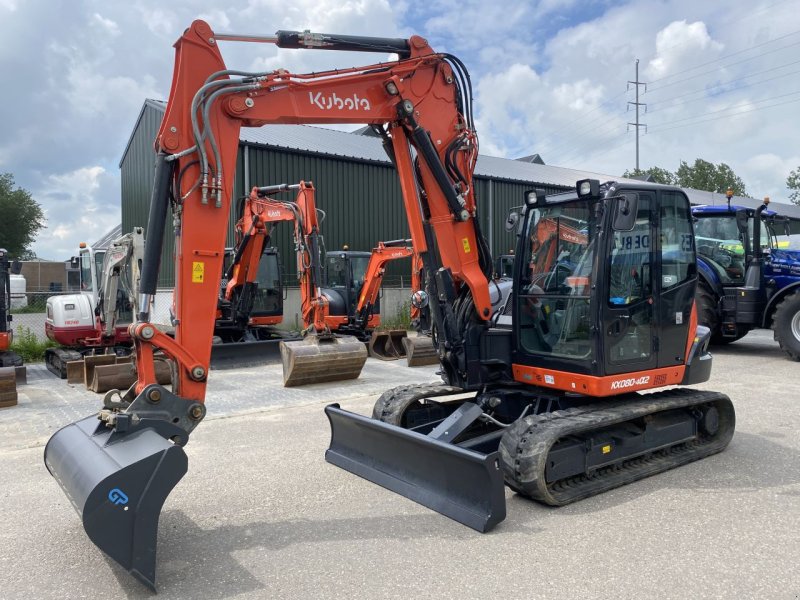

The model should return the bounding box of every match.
[0,329,798,599]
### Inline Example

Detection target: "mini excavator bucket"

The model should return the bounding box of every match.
[367,329,408,360]
[280,334,368,386]
[44,414,188,591]
[402,336,439,367]
[325,404,506,532]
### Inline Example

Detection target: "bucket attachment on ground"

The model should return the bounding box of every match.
[44,384,200,591]
[210,335,300,370]
[325,404,506,532]
[280,334,368,387]
[367,329,408,360]
[402,336,439,367]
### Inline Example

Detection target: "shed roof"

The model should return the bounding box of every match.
[91,224,122,250]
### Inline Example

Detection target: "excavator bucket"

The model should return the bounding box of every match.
[367,329,408,360]
[280,334,368,387]
[325,404,506,532]
[44,415,187,591]
[402,336,439,367]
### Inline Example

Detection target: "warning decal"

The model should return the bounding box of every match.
[462,238,471,253]
[192,261,204,283]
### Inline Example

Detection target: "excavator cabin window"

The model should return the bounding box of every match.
[518,201,595,360]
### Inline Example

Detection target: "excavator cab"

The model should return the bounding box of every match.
[324,250,379,334]
[327,180,732,532]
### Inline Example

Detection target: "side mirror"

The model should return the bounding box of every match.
[10,260,22,275]
[505,212,519,232]
[735,209,749,233]
[612,193,639,231]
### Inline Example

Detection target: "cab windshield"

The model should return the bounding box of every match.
[79,250,105,292]
[518,201,596,360]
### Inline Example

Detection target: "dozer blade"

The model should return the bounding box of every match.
[367,329,408,360]
[210,338,286,369]
[280,334,368,387]
[44,415,187,591]
[402,336,439,367]
[325,404,506,532]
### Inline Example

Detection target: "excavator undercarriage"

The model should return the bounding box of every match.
[328,382,734,531]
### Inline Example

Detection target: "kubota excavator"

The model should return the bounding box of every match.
[44,22,734,590]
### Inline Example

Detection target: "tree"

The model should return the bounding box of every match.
[674,159,747,196]
[622,166,677,185]
[787,166,800,205]
[0,173,45,259]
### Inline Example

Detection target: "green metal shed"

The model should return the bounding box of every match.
[120,99,624,288]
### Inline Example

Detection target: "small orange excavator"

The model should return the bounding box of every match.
[44,22,734,591]
[236,181,418,384]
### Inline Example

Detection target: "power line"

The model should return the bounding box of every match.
[646,60,800,112]
[651,89,800,127]
[647,38,800,92]
[534,88,628,154]
[648,28,800,85]
[647,95,800,134]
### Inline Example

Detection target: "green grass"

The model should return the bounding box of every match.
[10,326,58,362]
[378,300,412,331]
[10,293,48,313]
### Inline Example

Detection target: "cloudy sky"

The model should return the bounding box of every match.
[2,0,799,259]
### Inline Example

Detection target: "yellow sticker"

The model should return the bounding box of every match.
[462,238,471,253]
[192,261,204,283]
[601,444,612,454]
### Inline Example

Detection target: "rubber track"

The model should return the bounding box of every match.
[372,383,464,424]
[498,388,735,506]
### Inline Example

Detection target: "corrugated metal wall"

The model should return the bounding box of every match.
[120,105,569,288]
[120,104,176,287]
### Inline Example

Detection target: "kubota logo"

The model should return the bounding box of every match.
[108,488,129,506]
[267,210,283,218]
[309,91,371,111]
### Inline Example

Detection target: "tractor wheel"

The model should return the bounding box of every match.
[696,283,720,338]
[696,282,747,344]
[772,292,800,361]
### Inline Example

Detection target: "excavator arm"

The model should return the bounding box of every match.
[45,21,493,589]
[354,240,414,329]
[92,228,145,339]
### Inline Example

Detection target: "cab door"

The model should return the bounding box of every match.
[602,192,659,376]
[655,190,696,367]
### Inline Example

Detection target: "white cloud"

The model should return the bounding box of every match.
[646,20,723,80]
[90,13,120,37]
[3,0,800,260]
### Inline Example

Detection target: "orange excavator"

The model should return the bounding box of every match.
[215,181,418,374]
[0,249,22,367]
[44,22,733,590]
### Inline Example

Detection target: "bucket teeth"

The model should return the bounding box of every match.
[280,335,368,386]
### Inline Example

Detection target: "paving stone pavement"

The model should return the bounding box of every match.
[0,359,442,451]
